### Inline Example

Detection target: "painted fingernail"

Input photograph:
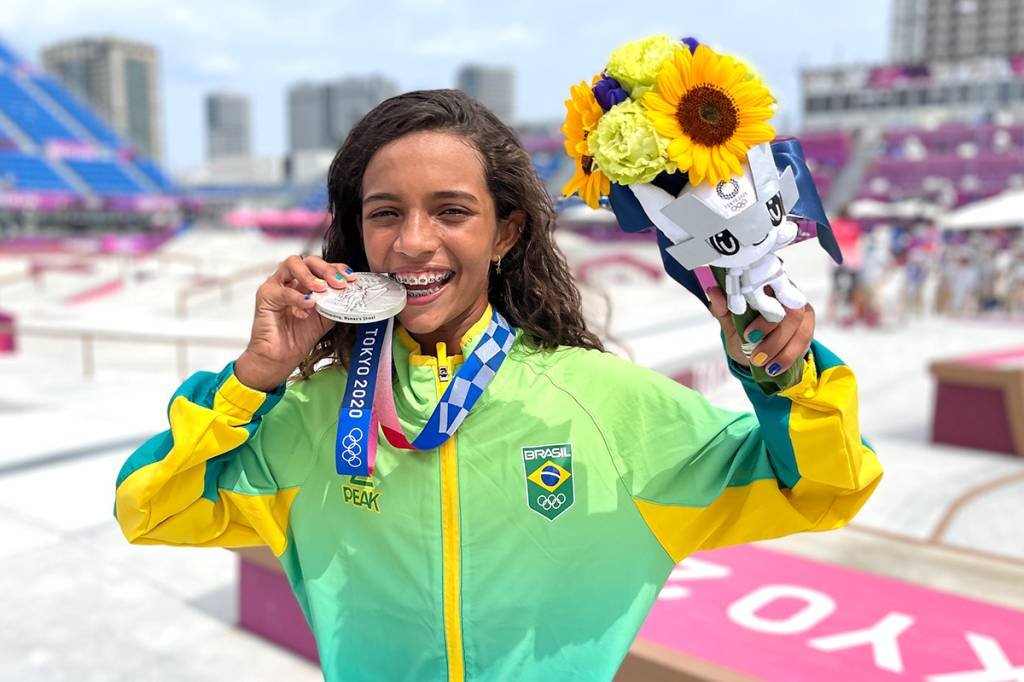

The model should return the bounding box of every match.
[747,329,764,343]
[335,272,343,280]
[767,363,782,376]
[752,352,768,366]
[303,293,311,300]
[344,267,353,275]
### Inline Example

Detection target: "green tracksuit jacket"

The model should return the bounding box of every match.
[114,304,882,681]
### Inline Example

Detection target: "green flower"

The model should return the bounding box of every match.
[589,99,669,185]
[605,34,676,97]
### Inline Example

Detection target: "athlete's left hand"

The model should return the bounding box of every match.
[706,285,815,374]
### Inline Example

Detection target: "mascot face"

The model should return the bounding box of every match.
[661,143,800,269]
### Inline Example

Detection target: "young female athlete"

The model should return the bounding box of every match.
[113,89,882,682]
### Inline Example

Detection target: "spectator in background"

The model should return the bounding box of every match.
[974,233,1001,312]
[902,224,934,320]
[831,215,1022,321]
[859,226,893,327]
[1006,238,1024,316]
[945,245,980,316]
[827,209,863,325]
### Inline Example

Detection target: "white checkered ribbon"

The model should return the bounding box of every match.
[374,308,515,453]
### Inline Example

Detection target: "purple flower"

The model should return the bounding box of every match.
[592,74,628,112]
[681,36,700,54]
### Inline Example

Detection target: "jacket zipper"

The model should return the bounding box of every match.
[434,342,464,682]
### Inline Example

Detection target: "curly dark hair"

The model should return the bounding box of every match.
[299,88,603,376]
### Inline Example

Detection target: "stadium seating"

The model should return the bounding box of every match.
[64,159,146,196]
[0,73,78,144]
[0,151,75,192]
[33,75,121,148]
[798,130,853,203]
[858,122,1024,206]
[882,123,1024,158]
[0,36,179,206]
[294,184,328,211]
[134,158,177,192]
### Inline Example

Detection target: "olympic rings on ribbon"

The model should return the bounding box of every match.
[536,493,567,511]
[341,428,363,467]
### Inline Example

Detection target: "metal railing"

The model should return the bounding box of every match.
[174,261,278,318]
[0,320,247,380]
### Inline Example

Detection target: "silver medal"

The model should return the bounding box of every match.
[313,273,407,323]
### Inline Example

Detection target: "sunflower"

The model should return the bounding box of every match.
[561,79,610,208]
[644,44,775,186]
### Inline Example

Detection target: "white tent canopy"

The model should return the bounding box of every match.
[939,189,1024,231]
[847,197,941,221]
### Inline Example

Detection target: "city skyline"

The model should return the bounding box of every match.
[1,0,891,173]
[206,91,251,160]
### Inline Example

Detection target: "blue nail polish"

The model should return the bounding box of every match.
[767,363,782,376]
[747,329,764,343]
[304,293,311,300]
[344,267,353,275]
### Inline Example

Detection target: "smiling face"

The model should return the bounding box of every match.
[360,130,521,352]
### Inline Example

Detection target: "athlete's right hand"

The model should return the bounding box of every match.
[234,255,358,392]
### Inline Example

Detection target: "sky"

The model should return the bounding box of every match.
[1,0,892,174]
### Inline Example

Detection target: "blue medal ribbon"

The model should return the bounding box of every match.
[335,308,515,475]
[335,318,389,476]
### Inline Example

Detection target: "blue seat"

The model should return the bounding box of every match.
[0,151,75,192]
[65,159,145,196]
[134,158,177,192]
[295,184,328,210]
[34,75,122,147]
[0,74,78,144]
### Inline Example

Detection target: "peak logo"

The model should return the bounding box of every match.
[342,475,381,513]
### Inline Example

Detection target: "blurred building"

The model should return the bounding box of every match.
[183,156,284,186]
[41,36,163,160]
[206,92,251,161]
[287,76,397,153]
[457,65,514,123]
[288,83,330,153]
[802,0,1024,131]
[802,58,1024,131]
[326,77,396,145]
[892,0,1024,63]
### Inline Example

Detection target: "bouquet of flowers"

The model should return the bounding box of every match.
[562,35,842,391]
[563,34,775,206]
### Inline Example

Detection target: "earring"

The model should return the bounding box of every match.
[493,256,502,274]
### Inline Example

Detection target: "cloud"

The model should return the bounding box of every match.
[165,5,213,38]
[192,51,241,77]
[413,23,536,58]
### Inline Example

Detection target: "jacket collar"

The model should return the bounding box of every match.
[394,303,495,365]
[389,304,502,426]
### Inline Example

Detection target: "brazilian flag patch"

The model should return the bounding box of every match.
[522,443,574,521]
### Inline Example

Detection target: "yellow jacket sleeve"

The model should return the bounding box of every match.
[598,339,882,562]
[113,362,314,557]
